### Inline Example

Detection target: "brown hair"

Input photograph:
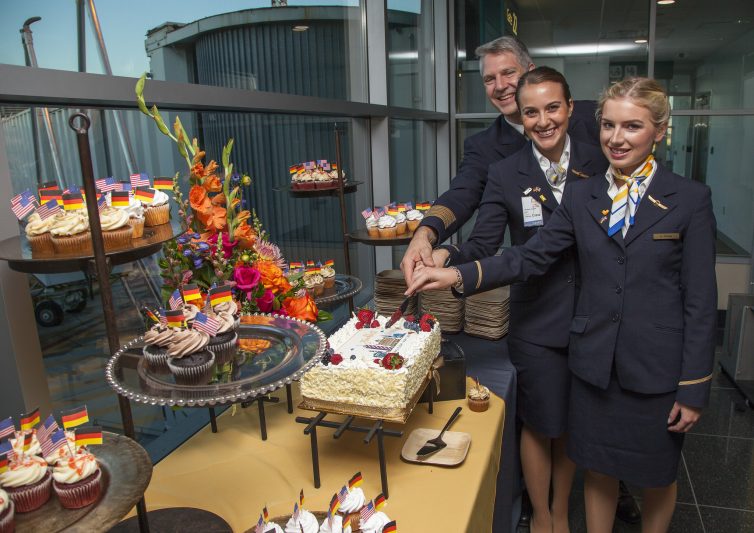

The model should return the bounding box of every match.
[597,77,670,128]
[515,66,572,108]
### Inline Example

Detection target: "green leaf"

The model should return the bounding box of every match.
[317,310,333,322]
[222,139,234,170]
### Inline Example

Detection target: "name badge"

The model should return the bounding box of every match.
[522,196,544,227]
[653,232,680,240]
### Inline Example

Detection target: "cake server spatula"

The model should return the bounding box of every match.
[416,406,462,457]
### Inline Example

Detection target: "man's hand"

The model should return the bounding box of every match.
[667,401,702,433]
[404,266,458,295]
[400,227,438,285]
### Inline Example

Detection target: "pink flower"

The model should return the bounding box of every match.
[221,232,238,259]
[256,289,275,313]
[233,265,261,300]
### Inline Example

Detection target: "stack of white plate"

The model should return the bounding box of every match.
[419,288,464,334]
[463,286,510,340]
[375,270,418,317]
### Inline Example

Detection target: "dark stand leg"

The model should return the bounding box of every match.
[208,407,218,433]
[309,426,320,488]
[258,399,268,441]
[286,383,293,414]
[428,377,434,414]
[377,427,389,498]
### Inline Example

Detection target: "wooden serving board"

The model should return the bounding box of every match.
[401,428,471,466]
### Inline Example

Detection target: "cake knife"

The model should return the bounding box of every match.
[416,406,463,457]
[385,296,411,328]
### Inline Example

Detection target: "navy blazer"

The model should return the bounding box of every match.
[455,165,718,407]
[441,139,607,348]
[422,100,600,241]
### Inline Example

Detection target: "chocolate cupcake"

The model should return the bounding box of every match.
[165,329,214,385]
[142,324,176,370]
[52,452,102,509]
[206,310,238,365]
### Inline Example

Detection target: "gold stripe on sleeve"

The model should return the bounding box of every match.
[678,373,713,386]
[474,260,483,290]
[425,205,457,230]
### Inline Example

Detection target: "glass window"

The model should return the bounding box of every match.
[387,0,436,110]
[659,0,754,110]
[663,114,754,256]
[1,103,374,456]
[1,1,367,101]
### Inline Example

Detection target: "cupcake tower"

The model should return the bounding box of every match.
[289,160,344,190]
[362,202,431,238]
[286,260,336,297]
[0,405,104,518]
[143,283,240,384]
[10,173,172,256]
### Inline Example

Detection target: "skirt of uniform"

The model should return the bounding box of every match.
[508,336,570,438]
[567,371,684,488]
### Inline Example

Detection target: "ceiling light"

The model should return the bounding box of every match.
[657,0,676,5]
[529,42,642,56]
[292,25,309,32]
[634,38,648,44]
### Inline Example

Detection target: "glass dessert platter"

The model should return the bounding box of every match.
[314,274,363,307]
[106,313,327,408]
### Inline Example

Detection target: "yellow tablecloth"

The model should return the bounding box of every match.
[126,379,505,532]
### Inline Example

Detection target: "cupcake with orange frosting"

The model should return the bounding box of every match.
[51,450,102,509]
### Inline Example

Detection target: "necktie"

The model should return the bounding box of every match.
[607,156,655,237]
[545,162,566,186]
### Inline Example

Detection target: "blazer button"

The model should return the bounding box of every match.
[567,276,573,283]
[617,256,625,264]
[612,313,621,322]
[616,286,623,294]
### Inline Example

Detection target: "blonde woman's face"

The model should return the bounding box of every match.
[599,97,667,175]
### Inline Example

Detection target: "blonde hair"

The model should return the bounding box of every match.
[597,78,670,128]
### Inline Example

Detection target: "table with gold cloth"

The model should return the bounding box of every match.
[122,379,505,532]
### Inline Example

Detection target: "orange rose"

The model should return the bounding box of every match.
[283,293,318,322]
[234,222,257,249]
[189,185,211,214]
[254,260,292,294]
[203,174,222,193]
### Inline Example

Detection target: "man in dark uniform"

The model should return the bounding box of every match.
[399,35,641,527]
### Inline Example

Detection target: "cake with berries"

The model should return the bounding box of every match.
[301,310,441,413]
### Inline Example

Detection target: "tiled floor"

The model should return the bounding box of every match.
[528,361,754,532]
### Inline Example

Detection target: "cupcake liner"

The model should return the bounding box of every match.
[143,344,170,371]
[53,468,102,509]
[51,232,92,255]
[103,225,134,251]
[144,203,170,226]
[6,471,52,513]
[128,217,145,239]
[167,350,216,386]
[208,332,238,365]
[378,227,397,238]
[467,397,489,412]
[396,221,408,234]
[367,226,379,237]
[27,233,54,255]
[0,500,14,533]
[407,219,421,231]
[323,276,335,289]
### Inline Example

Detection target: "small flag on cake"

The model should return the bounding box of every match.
[208,285,232,306]
[383,520,397,532]
[254,514,265,533]
[75,425,103,447]
[337,485,349,503]
[116,181,132,192]
[153,177,173,190]
[129,173,150,188]
[192,312,219,336]
[11,190,36,220]
[360,500,375,523]
[37,181,58,193]
[329,493,340,516]
[39,188,63,203]
[0,442,12,474]
[292,502,300,520]
[0,417,15,441]
[262,506,269,523]
[325,259,335,267]
[348,471,363,489]
[36,200,61,221]
[21,431,33,452]
[134,187,155,204]
[37,414,59,443]
[374,493,387,511]
[95,177,118,192]
[62,192,84,211]
[182,284,202,303]
[97,194,108,213]
[165,309,185,328]
[61,405,89,430]
[40,429,67,459]
[169,289,183,310]
[19,407,40,431]
[342,515,351,530]
[299,489,305,508]
[111,191,130,207]
[158,308,167,326]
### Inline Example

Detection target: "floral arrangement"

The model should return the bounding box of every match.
[135,74,326,322]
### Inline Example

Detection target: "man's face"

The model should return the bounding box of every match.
[481,51,531,118]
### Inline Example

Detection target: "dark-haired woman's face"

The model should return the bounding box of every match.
[599,97,666,175]
[519,81,573,162]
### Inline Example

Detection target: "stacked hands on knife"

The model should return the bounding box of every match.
[400,230,457,296]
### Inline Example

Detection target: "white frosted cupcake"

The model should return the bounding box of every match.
[0,488,14,533]
[25,212,57,254]
[406,209,424,231]
[394,211,407,234]
[377,215,397,238]
[143,189,170,226]
[0,455,52,513]
[52,451,102,509]
[99,207,133,250]
[284,507,319,533]
[50,211,91,254]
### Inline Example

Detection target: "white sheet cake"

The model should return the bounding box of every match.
[301,314,441,410]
